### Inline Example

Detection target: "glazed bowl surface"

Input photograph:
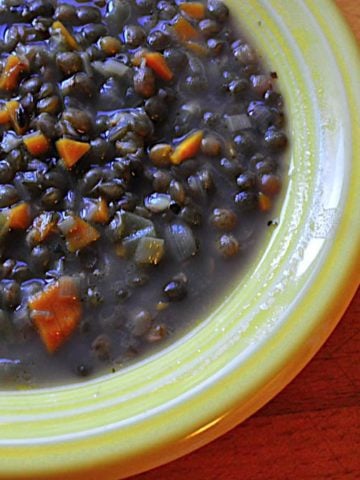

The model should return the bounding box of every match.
[0,1,359,479]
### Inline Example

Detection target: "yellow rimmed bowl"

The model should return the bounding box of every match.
[1,1,359,479]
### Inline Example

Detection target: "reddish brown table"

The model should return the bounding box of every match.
[131,3,360,479]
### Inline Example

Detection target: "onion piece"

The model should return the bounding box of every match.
[134,237,165,265]
[109,210,156,242]
[58,276,79,299]
[107,111,133,141]
[225,114,251,133]
[29,309,53,321]
[57,215,76,235]
[145,193,171,213]
[92,59,130,79]
[247,101,273,132]
[165,222,197,262]
[1,132,22,153]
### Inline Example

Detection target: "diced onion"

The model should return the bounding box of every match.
[134,237,165,265]
[247,101,273,131]
[1,132,22,153]
[165,222,197,262]
[225,114,251,132]
[29,309,53,320]
[144,193,171,213]
[92,59,130,79]
[58,276,79,299]
[58,216,76,235]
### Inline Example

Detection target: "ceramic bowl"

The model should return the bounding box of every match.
[1,1,359,479]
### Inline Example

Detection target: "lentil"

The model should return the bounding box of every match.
[163,279,187,302]
[210,208,237,231]
[216,233,240,258]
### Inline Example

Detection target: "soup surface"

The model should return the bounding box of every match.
[0,0,287,387]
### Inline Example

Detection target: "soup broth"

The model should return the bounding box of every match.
[0,0,287,387]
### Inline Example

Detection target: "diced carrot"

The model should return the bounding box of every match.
[0,55,28,92]
[5,100,19,123]
[91,198,109,224]
[185,41,209,56]
[258,193,272,212]
[29,277,82,353]
[23,131,50,157]
[171,130,204,165]
[179,2,206,20]
[0,108,11,125]
[144,52,174,82]
[5,100,26,135]
[32,212,58,243]
[52,21,80,51]
[8,202,32,230]
[56,138,91,169]
[173,15,201,42]
[63,216,100,252]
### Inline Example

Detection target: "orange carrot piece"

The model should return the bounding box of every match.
[0,55,28,92]
[185,40,209,56]
[5,100,26,135]
[8,202,31,230]
[64,216,100,252]
[5,100,19,122]
[179,2,206,20]
[144,52,174,82]
[91,198,109,224]
[258,193,272,212]
[29,277,82,353]
[32,212,58,243]
[56,138,91,169]
[0,108,11,125]
[171,130,204,165]
[23,132,50,157]
[52,21,80,51]
[173,15,201,42]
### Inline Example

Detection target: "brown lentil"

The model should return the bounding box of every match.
[216,234,240,258]
[99,36,122,56]
[210,208,237,231]
[149,144,173,167]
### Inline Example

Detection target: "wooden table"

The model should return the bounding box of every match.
[131,2,360,479]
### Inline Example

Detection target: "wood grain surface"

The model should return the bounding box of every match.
[130,2,360,479]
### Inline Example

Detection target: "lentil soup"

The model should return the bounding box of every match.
[0,0,287,387]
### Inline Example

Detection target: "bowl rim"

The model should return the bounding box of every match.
[0,1,359,479]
